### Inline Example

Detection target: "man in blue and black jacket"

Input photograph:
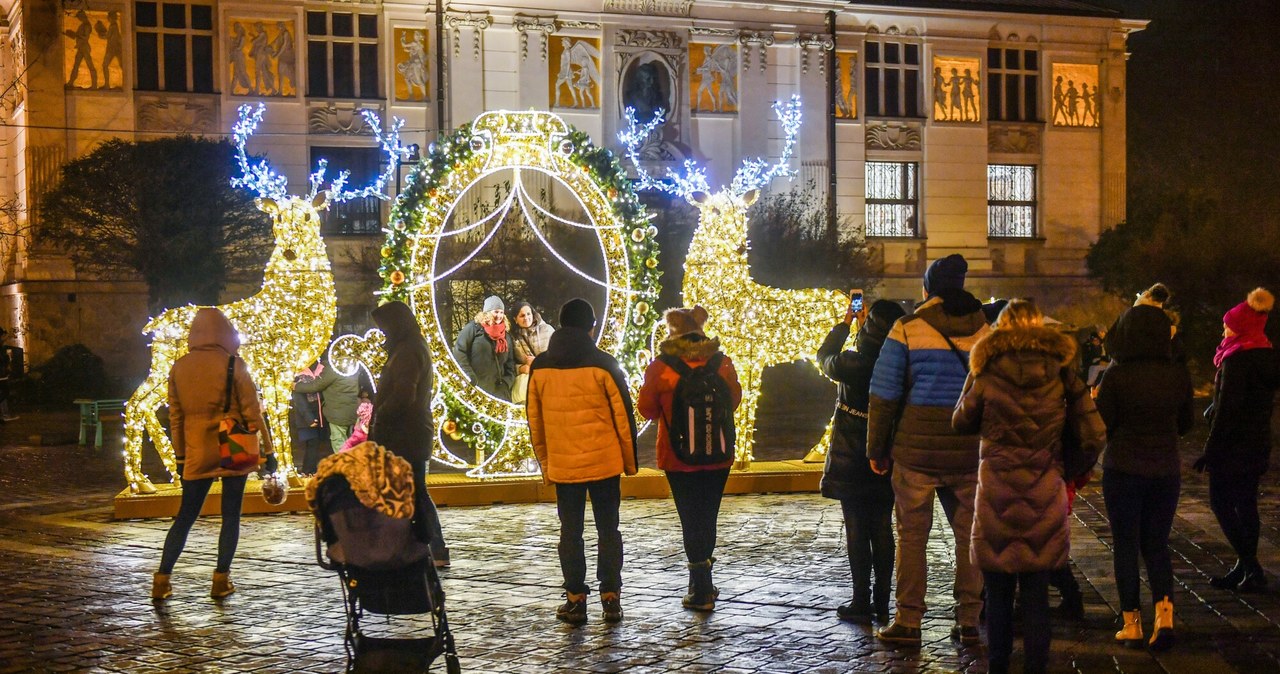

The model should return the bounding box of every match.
[866,254,992,646]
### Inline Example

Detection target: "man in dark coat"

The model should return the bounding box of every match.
[819,298,906,625]
[369,300,448,566]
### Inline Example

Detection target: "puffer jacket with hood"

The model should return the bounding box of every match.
[1094,305,1194,477]
[638,333,742,472]
[527,326,638,484]
[369,301,435,465]
[867,288,992,475]
[817,301,904,503]
[167,308,273,481]
[952,326,1104,572]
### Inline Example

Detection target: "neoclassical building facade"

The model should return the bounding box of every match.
[0,0,1144,379]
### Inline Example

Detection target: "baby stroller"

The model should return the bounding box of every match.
[312,454,459,673]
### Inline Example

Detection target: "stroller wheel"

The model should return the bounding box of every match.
[446,654,461,674]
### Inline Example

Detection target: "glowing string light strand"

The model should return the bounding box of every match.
[618,107,711,198]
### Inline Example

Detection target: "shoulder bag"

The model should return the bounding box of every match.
[218,355,261,470]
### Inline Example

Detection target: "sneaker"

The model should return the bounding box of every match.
[601,592,623,622]
[950,624,981,646]
[836,602,874,624]
[876,621,922,645]
[556,592,588,625]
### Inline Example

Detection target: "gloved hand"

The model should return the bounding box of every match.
[174,460,185,481]
[1192,455,1209,473]
[262,453,279,475]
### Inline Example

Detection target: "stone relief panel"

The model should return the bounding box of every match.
[63,9,123,90]
[136,94,218,134]
[866,121,922,151]
[931,55,981,123]
[227,18,296,97]
[1052,63,1101,127]
[308,101,384,135]
[395,28,431,102]
[604,1,694,18]
[988,123,1042,154]
[616,29,680,50]
[550,37,602,109]
[835,51,857,120]
[689,43,736,114]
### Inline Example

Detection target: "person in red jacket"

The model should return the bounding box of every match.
[638,306,742,611]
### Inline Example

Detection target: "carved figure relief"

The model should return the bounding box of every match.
[616,29,680,50]
[1052,63,1100,127]
[549,37,602,109]
[395,28,431,101]
[63,9,123,90]
[932,55,981,123]
[835,51,858,119]
[688,43,737,114]
[227,18,296,97]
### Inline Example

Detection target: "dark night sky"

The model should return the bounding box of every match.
[1105,0,1280,219]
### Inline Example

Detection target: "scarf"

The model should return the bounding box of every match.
[482,320,509,353]
[305,441,416,519]
[1214,331,1272,368]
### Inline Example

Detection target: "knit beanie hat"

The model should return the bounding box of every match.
[559,298,596,330]
[923,254,968,295]
[1224,288,1274,337]
[483,295,504,313]
[665,305,709,339]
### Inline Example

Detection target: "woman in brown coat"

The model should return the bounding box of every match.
[152,308,276,601]
[952,300,1104,674]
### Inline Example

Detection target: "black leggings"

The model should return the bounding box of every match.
[840,498,894,608]
[1210,470,1262,560]
[665,469,730,563]
[159,475,248,574]
[985,570,1050,674]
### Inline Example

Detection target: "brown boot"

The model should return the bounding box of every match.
[1115,609,1143,648]
[151,573,172,600]
[211,571,236,599]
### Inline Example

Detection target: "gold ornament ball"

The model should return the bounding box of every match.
[390,270,406,285]
[631,228,646,242]
[645,257,658,269]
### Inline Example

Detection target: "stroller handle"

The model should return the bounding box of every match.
[314,521,338,570]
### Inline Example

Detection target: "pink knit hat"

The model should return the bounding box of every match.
[1224,288,1274,337]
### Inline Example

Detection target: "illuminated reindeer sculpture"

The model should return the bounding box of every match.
[621,96,847,466]
[123,103,407,494]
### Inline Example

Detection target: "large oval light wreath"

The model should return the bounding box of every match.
[377,111,660,478]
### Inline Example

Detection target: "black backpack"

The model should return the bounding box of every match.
[658,353,736,465]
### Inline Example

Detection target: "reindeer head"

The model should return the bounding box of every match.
[231,103,408,270]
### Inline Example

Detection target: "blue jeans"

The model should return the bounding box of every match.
[159,474,248,574]
[1102,469,1180,610]
[556,477,623,594]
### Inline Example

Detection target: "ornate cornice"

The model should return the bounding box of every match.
[738,30,774,74]
[690,26,736,38]
[603,0,693,17]
[514,15,557,62]
[446,11,492,60]
[796,33,835,75]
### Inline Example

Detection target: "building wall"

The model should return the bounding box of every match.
[0,0,1144,383]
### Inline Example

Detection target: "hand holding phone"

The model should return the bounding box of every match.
[844,288,865,325]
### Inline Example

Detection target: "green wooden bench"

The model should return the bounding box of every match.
[74,398,127,450]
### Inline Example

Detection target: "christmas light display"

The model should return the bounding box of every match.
[337,110,659,478]
[621,96,847,465]
[122,103,406,494]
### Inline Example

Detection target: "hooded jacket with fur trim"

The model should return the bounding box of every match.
[638,334,742,472]
[167,308,272,480]
[952,326,1104,573]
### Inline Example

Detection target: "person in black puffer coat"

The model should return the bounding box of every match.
[1196,288,1279,594]
[818,298,906,625]
[1095,301,1193,650]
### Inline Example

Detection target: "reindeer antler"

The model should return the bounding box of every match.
[319,109,411,203]
[618,107,710,199]
[231,103,289,201]
[729,95,803,195]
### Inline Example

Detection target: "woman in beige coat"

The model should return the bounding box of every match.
[152,308,275,600]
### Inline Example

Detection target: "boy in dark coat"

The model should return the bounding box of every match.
[818,298,905,624]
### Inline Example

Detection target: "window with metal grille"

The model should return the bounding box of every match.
[987,48,1039,122]
[306,10,380,98]
[988,164,1037,237]
[866,161,919,237]
[311,146,383,235]
[134,1,214,92]
[864,40,922,118]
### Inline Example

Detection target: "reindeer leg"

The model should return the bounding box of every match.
[803,414,836,463]
[733,365,765,470]
[123,367,172,494]
[261,377,294,476]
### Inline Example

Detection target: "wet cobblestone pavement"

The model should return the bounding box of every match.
[4,407,1280,672]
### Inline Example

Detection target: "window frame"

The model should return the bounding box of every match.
[305,9,381,99]
[864,38,923,119]
[987,46,1040,123]
[134,1,215,93]
[309,145,386,235]
[865,160,920,238]
[987,163,1038,238]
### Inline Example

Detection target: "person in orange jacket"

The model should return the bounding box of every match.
[527,298,638,626]
[638,306,742,611]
